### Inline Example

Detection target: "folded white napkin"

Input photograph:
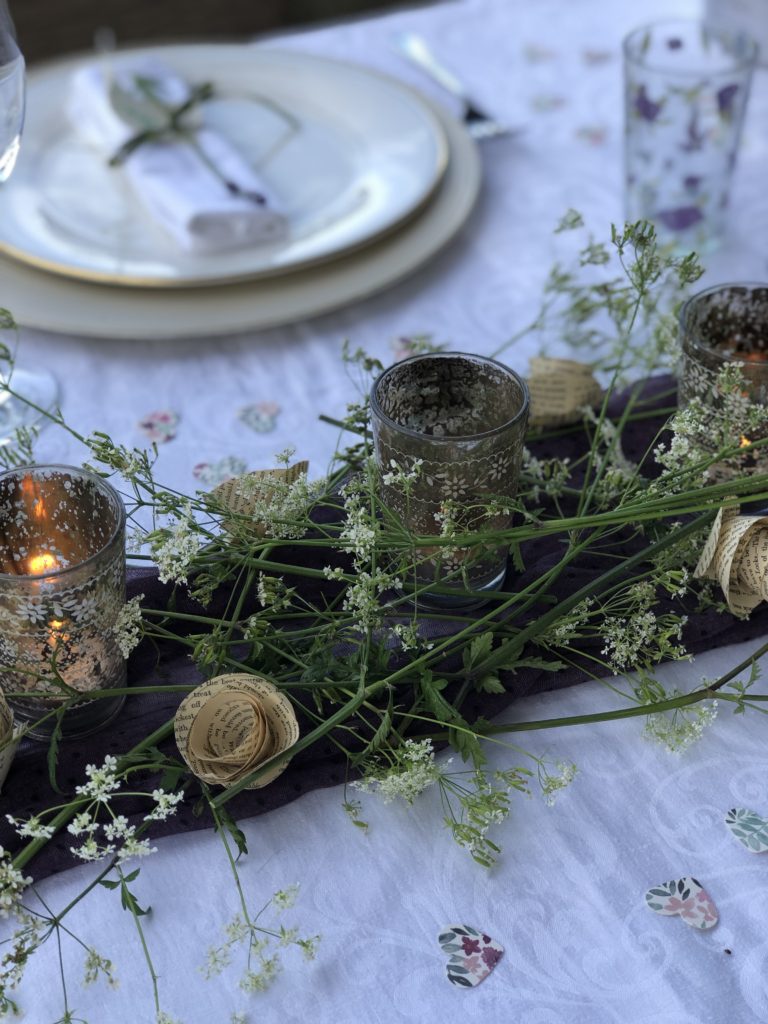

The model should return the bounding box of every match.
[67,59,287,254]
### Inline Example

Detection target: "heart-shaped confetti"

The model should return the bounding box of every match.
[138,409,179,444]
[726,807,768,853]
[238,401,281,433]
[645,877,718,930]
[438,925,504,987]
[193,456,247,488]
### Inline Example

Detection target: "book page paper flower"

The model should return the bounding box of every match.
[174,673,299,789]
[694,505,768,616]
[527,357,603,428]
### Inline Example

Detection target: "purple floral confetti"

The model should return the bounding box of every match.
[138,409,179,444]
[645,877,718,930]
[238,401,281,434]
[576,125,608,146]
[530,93,567,113]
[193,456,247,488]
[582,48,613,65]
[634,84,663,122]
[657,205,704,231]
[438,925,504,988]
[717,83,740,118]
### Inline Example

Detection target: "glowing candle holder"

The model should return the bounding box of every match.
[0,465,127,739]
[679,282,768,474]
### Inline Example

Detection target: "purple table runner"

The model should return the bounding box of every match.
[3,376,764,881]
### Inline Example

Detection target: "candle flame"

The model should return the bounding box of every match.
[27,552,59,575]
[21,475,47,521]
[47,618,70,649]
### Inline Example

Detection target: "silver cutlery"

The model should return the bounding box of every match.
[393,31,511,140]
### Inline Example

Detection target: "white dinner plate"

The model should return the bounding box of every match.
[0,45,448,287]
[0,96,480,338]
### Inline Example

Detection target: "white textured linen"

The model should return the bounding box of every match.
[68,60,286,253]
[6,0,768,1021]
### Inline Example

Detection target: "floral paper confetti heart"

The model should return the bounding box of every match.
[645,877,718,930]
[138,409,179,444]
[193,456,247,488]
[238,401,281,434]
[438,925,504,987]
[726,808,768,853]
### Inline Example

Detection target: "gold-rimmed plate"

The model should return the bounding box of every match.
[0,45,449,287]
[0,95,479,338]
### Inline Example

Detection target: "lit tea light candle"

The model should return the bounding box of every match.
[27,551,59,575]
[0,465,127,740]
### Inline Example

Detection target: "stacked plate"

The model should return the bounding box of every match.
[0,45,481,339]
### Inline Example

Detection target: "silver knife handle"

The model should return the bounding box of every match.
[394,32,466,100]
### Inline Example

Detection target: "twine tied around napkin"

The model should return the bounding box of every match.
[527,357,603,429]
[694,505,768,616]
[174,673,299,789]
[67,58,287,254]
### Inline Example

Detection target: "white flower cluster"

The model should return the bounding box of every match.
[21,757,187,863]
[75,754,121,803]
[353,738,440,805]
[236,453,319,541]
[83,946,118,988]
[111,593,145,658]
[0,845,31,918]
[391,622,434,652]
[201,886,319,995]
[381,457,423,488]
[256,573,292,612]
[522,449,572,502]
[644,699,719,753]
[152,503,201,585]
[539,760,578,807]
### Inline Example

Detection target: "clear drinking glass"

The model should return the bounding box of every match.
[370,352,529,608]
[623,19,758,251]
[0,1,59,441]
[0,465,127,739]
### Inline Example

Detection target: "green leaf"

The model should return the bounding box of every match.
[99,878,120,891]
[109,79,168,133]
[501,656,566,674]
[215,805,248,858]
[509,541,525,573]
[463,631,493,672]
[46,713,65,795]
[476,673,505,695]
[120,878,150,918]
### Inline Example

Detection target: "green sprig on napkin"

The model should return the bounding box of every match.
[108,76,266,205]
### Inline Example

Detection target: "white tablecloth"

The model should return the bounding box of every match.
[7,0,768,1021]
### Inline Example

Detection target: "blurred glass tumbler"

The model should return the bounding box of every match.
[370,353,529,606]
[0,465,127,739]
[624,19,757,251]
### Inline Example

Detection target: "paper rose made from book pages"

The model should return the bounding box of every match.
[527,357,603,429]
[694,505,768,617]
[209,461,309,537]
[174,674,299,789]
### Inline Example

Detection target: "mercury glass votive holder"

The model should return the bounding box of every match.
[679,282,768,472]
[624,19,757,251]
[370,352,529,608]
[0,465,127,739]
